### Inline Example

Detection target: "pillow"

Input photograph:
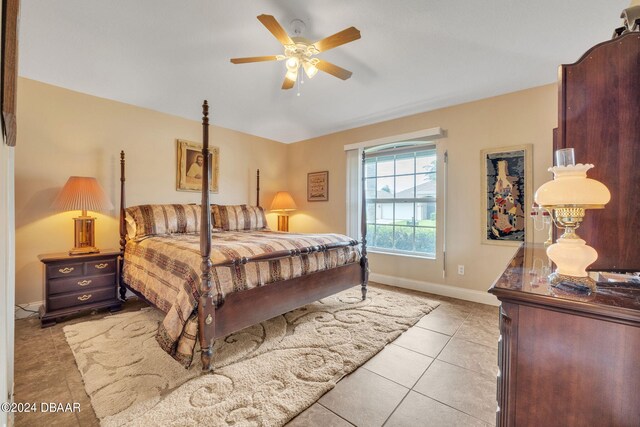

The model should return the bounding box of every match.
[212,204,269,231]
[125,204,202,239]
[124,212,137,239]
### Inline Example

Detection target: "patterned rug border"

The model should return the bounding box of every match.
[64,286,439,426]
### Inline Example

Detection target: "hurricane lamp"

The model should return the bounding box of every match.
[534,163,610,292]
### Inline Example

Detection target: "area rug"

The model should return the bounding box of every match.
[64,286,438,426]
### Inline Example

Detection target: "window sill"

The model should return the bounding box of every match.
[367,248,436,261]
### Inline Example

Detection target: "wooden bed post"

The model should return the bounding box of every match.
[360,150,369,300]
[256,169,260,206]
[198,101,217,372]
[119,150,127,302]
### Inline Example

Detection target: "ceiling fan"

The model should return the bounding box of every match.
[230,14,361,90]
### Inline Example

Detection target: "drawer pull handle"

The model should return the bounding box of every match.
[95,263,109,269]
[77,294,92,302]
[77,280,92,287]
[59,267,74,274]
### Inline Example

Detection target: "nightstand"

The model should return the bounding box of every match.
[38,249,123,327]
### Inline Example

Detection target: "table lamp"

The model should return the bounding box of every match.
[51,176,114,255]
[534,149,610,292]
[270,191,297,232]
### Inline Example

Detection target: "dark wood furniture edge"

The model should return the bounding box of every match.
[490,288,640,326]
[497,302,518,426]
[198,100,216,371]
[118,151,126,301]
[1,0,19,147]
[561,32,640,68]
[557,32,640,151]
[118,100,369,373]
[488,246,640,326]
[39,299,122,327]
[39,249,121,262]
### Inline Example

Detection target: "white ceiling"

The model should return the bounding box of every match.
[19,1,627,143]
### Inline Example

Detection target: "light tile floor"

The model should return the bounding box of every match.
[289,286,499,426]
[13,283,498,426]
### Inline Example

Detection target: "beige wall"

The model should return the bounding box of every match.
[15,78,288,304]
[287,84,557,295]
[15,78,558,303]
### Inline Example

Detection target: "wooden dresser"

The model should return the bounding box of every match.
[489,244,640,427]
[39,249,122,327]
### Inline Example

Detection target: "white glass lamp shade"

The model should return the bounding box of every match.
[285,57,300,72]
[285,69,297,83]
[534,164,610,208]
[303,61,318,79]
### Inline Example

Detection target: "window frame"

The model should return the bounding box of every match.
[364,143,437,259]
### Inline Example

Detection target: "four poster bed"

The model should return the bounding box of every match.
[117,101,369,372]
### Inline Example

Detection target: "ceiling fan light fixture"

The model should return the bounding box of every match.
[285,69,297,82]
[230,14,361,90]
[285,57,300,72]
[303,61,318,79]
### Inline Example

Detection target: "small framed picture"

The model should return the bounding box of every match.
[176,139,219,193]
[480,145,532,245]
[307,171,329,202]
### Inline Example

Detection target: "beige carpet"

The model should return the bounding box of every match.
[64,286,438,426]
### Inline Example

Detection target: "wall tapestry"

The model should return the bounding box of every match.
[480,145,532,245]
[176,139,219,193]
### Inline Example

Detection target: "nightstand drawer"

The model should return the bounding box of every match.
[85,259,117,275]
[47,262,84,279]
[48,273,116,295]
[47,287,116,311]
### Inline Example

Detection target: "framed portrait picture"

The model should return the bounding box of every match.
[176,139,219,193]
[480,145,532,245]
[307,171,329,202]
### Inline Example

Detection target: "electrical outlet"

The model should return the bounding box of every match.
[457,265,465,275]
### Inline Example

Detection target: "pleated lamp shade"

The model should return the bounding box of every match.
[270,191,296,232]
[270,191,297,212]
[52,176,113,214]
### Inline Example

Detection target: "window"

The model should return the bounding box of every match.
[364,145,437,258]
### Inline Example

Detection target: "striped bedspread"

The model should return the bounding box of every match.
[122,230,361,367]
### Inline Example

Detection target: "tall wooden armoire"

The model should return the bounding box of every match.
[555,32,640,271]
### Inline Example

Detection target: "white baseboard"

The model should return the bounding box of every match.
[369,273,499,306]
[14,301,43,319]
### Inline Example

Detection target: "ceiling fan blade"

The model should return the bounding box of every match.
[257,14,294,46]
[282,73,296,90]
[315,60,353,80]
[230,55,280,64]
[312,27,361,52]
